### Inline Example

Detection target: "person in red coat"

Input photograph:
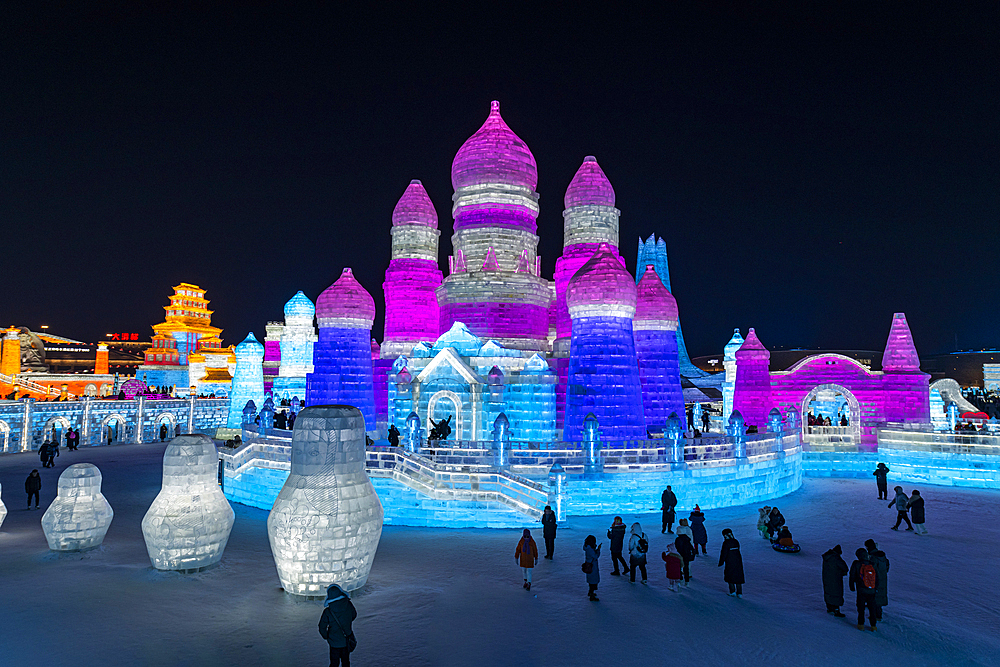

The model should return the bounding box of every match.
[661,544,684,591]
[515,529,539,590]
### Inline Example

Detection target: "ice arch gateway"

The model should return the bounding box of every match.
[733,314,931,447]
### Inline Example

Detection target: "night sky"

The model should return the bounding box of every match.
[2,3,997,357]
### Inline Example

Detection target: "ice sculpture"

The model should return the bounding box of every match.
[272,291,318,401]
[721,328,744,421]
[307,268,377,430]
[41,463,114,551]
[732,328,773,429]
[634,264,686,431]
[227,332,266,428]
[141,434,235,571]
[564,243,646,440]
[267,406,383,595]
[0,482,6,529]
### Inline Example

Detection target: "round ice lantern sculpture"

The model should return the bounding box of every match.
[141,434,235,571]
[41,463,114,551]
[267,405,383,595]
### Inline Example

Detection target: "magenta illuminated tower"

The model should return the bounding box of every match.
[563,243,645,441]
[437,101,552,352]
[382,180,443,358]
[633,265,686,431]
[306,268,376,430]
[880,312,931,423]
[732,328,773,429]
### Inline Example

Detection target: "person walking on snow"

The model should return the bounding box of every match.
[849,548,879,631]
[864,539,890,620]
[515,529,538,590]
[318,583,358,667]
[821,544,849,617]
[873,462,890,500]
[583,535,602,601]
[662,544,684,591]
[908,490,927,534]
[673,529,695,584]
[690,506,708,555]
[46,438,59,468]
[38,441,50,468]
[661,485,677,534]
[718,528,745,597]
[607,516,630,576]
[889,486,913,530]
[541,505,557,558]
[25,469,41,509]
[628,522,649,584]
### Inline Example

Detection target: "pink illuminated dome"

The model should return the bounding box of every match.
[736,328,769,359]
[567,243,637,319]
[391,180,438,228]
[451,101,538,191]
[316,268,375,328]
[564,156,615,208]
[634,265,678,326]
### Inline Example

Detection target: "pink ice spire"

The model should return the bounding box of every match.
[316,268,376,329]
[567,243,637,319]
[564,156,616,208]
[451,100,538,190]
[391,179,438,228]
[634,265,678,329]
[737,328,769,357]
[881,312,921,372]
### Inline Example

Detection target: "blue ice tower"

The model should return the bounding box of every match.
[633,265,686,431]
[563,243,646,441]
[227,332,266,428]
[306,268,377,430]
[272,291,317,402]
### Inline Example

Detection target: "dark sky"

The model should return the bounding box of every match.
[2,2,997,357]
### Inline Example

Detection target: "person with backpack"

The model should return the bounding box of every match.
[583,535,602,601]
[606,516,630,576]
[673,530,695,584]
[515,528,538,590]
[661,544,684,591]
[821,544,849,617]
[864,539,890,620]
[628,522,649,584]
[908,490,927,534]
[541,505,557,559]
[888,486,913,531]
[873,463,890,500]
[46,438,59,467]
[318,583,358,667]
[689,506,708,555]
[661,485,677,534]
[25,469,41,509]
[718,528,744,597]
[38,441,51,468]
[849,548,879,631]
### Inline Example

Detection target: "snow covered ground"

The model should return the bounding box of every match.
[1,443,998,667]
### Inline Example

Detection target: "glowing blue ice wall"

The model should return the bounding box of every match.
[635,329,685,431]
[564,316,646,441]
[306,326,376,430]
[227,333,265,428]
[504,354,557,441]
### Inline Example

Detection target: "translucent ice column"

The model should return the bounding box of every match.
[41,463,114,551]
[227,332,266,428]
[141,434,235,571]
[721,328,744,421]
[267,406,384,595]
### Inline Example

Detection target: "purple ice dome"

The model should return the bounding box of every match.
[634,265,678,327]
[391,180,438,228]
[451,100,538,191]
[564,156,615,209]
[316,268,376,329]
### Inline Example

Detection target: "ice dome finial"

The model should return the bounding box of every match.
[316,268,375,329]
[284,291,315,321]
[235,332,264,355]
[567,242,636,319]
[565,155,615,208]
[391,180,438,228]
[451,101,537,191]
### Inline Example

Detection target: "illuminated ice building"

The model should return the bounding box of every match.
[265,291,317,402]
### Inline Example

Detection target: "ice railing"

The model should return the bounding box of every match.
[219,438,292,476]
[366,448,548,519]
[878,428,1000,455]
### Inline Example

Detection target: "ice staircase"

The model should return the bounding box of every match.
[0,373,77,399]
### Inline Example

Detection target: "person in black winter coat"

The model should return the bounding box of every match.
[864,539,890,620]
[661,486,677,534]
[718,529,745,597]
[908,490,927,534]
[689,506,708,554]
[674,533,695,583]
[38,442,50,468]
[606,516,630,575]
[873,463,889,499]
[821,545,849,616]
[25,469,41,509]
[849,548,879,631]
[765,507,785,539]
[541,505,558,558]
[318,584,358,667]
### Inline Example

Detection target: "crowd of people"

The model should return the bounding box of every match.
[807,412,849,427]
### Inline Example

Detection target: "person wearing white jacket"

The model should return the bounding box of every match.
[628,522,649,584]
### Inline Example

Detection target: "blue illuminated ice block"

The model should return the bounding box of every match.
[227,332,265,428]
[634,265,686,431]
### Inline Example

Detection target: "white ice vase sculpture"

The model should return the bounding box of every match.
[0,482,7,529]
[267,405,383,595]
[141,434,235,571]
[41,463,114,551]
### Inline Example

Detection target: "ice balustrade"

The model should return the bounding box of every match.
[878,428,1000,455]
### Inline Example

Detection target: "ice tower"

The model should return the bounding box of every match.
[732,328,772,429]
[382,180,444,358]
[437,101,552,352]
[564,244,645,441]
[880,312,931,423]
[633,265,686,431]
[272,291,317,401]
[227,333,265,428]
[307,268,377,430]
[721,328,744,421]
